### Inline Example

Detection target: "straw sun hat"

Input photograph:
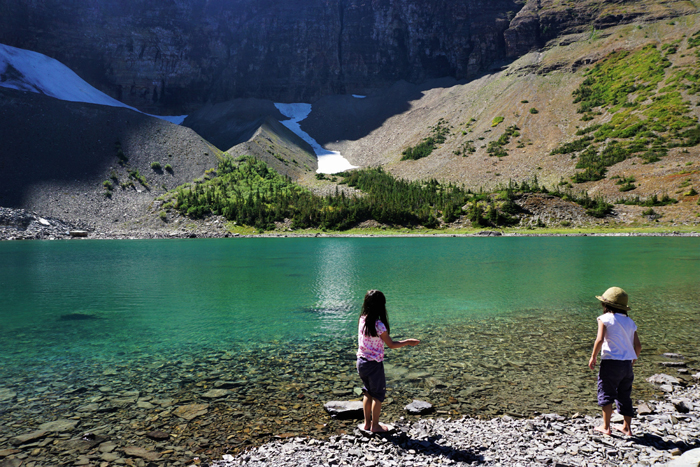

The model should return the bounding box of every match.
[596,286,631,311]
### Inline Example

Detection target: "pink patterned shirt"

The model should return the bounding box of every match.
[357,316,387,362]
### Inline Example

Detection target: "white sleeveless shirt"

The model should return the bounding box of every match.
[598,312,637,361]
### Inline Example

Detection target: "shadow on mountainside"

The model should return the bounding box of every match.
[0,87,217,225]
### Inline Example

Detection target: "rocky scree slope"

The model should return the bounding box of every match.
[0,87,219,232]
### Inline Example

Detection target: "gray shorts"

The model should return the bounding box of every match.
[357,357,386,402]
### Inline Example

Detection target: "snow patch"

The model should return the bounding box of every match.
[0,43,186,124]
[275,103,358,174]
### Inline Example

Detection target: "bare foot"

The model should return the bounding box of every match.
[613,425,632,436]
[363,423,371,431]
[593,425,611,436]
[370,423,389,433]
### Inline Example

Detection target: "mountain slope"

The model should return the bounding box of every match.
[0,87,219,230]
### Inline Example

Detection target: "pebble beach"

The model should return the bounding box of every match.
[214,382,700,467]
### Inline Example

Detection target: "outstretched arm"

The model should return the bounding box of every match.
[588,319,606,370]
[380,332,420,349]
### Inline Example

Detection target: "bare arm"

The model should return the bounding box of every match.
[588,319,606,370]
[633,330,641,361]
[380,332,420,349]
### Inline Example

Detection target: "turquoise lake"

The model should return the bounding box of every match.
[1,237,699,428]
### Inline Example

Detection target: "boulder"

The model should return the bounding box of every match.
[647,374,680,386]
[323,401,363,419]
[405,400,434,415]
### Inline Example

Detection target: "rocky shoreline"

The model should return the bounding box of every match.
[1,207,700,241]
[213,381,700,467]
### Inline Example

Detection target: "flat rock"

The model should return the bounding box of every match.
[38,419,79,433]
[0,388,16,402]
[11,430,48,446]
[146,430,170,441]
[0,459,22,467]
[660,361,687,368]
[323,401,363,419]
[123,446,160,461]
[667,447,700,467]
[201,389,230,399]
[647,374,680,386]
[693,372,700,381]
[405,399,434,415]
[662,353,685,359]
[214,381,244,389]
[173,403,208,420]
[637,402,654,415]
[0,449,19,457]
[356,423,396,436]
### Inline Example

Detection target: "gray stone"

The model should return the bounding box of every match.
[323,401,363,419]
[647,374,680,386]
[11,430,48,446]
[0,388,16,402]
[146,430,170,441]
[202,389,230,399]
[672,399,692,414]
[405,400,434,415]
[666,448,700,467]
[123,446,160,461]
[38,419,79,433]
[662,353,685,359]
[661,361,687,368]
[173,403,209,420]
[637,402,654,415]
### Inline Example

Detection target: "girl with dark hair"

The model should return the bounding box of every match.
[356,290,420,433]
[588,287,642,436]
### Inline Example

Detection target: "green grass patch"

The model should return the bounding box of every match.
[401,118,451,161]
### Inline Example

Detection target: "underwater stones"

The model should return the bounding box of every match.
[0,388,16,402]
[38,419,79,433]
[123,445,160,461]
[323,401,363,419]
[214,381,244,389]
[173,403,209,420]
[146,430,170,441]
[11,430,48,446]
[405,400,433,415]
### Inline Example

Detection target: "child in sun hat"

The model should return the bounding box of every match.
[357,290,420,433]
[588,286,642,436]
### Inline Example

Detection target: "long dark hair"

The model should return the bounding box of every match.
[360,290,390,337]
[602,303,628,316]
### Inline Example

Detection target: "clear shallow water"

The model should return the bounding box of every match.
[1,237,699,367]
[1,236,700,459]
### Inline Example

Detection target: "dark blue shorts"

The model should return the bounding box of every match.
[357,357,386,402]
[597,359,635,417]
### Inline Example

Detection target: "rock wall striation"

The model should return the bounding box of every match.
[0,0,525,112]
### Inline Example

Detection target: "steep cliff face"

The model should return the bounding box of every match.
[504,0,699,57]
[0,0,525,112]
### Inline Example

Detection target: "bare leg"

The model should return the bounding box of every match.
[613,415,633,436]
[370,399,388,433]
[594,404,613,435]
[362,395,372,430]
